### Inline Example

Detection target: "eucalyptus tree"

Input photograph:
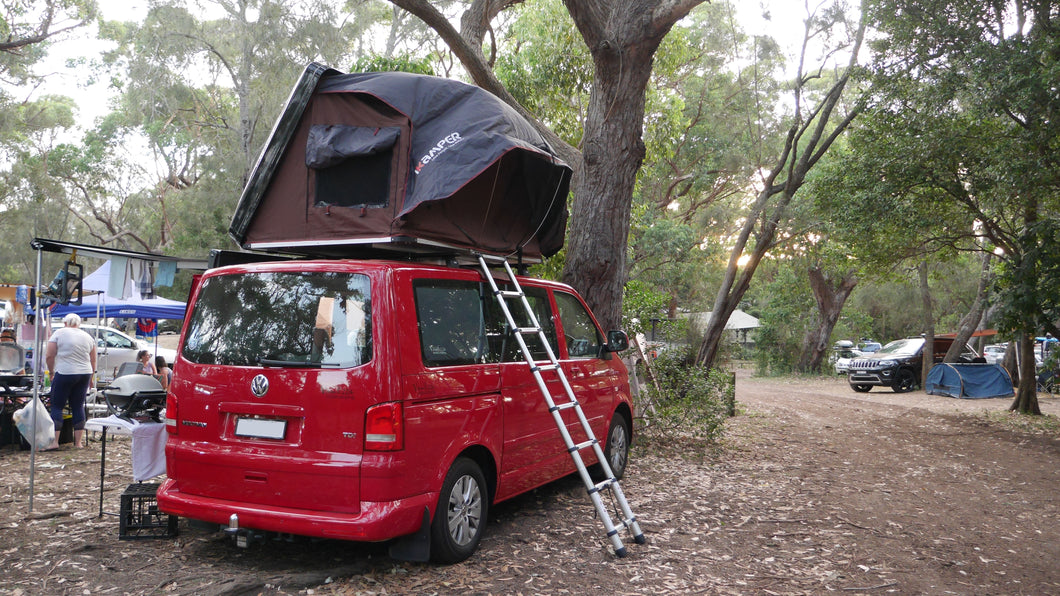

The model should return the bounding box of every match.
[693,1,867,370]
[81,0,372,254]
[0,1,97,279]
[630,2,784,324]
[0,0,96,79]
[383,0,709,332]
[834,0,1059,413]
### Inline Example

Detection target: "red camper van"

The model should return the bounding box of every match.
[157,65,640,562]
[156,258,635,562]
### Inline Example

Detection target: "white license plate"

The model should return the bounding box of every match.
[235,417,287,440]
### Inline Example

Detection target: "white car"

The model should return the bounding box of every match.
[831,341,862,375]
[80,324,176,382]
[982,344,1007,365]
[834,349,863,374]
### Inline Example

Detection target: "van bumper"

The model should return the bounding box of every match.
[156,478,434,542]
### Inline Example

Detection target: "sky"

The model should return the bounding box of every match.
[25,0,818,135]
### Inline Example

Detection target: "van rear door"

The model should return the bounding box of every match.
[167,267,377,515]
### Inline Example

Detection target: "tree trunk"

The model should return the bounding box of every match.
[388,0,706,332]
[796,267,858,372]
[1002,342,1019,386]
[918,262,935,388]
[561,59,650,330]
[560,1,699,331]
[1010,333,1042,414]
[944,252,993,362]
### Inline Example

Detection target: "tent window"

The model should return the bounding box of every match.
[306,125,399,209]
[315,152,391,208]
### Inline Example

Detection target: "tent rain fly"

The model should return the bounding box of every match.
[229,63,572,262]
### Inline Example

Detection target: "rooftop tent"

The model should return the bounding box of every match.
[230,63,572,261]
[925,363,1015,399]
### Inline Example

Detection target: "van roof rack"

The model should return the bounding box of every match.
[217,237,538,272]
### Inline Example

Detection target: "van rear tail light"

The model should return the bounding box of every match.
[364,402,403,451]
[165,392,178,435]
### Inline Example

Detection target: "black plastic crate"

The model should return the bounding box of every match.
[119,483,178,540]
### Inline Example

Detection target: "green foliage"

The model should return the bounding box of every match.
[641,345,731,443]
[493,0,590,146]
[841,0,1060,340]
[351,54,434,75]
[993,221,1060,335]
[751,263,814,374]
[621,280,671,336]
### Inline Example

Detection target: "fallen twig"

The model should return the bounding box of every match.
[842,580,899,591]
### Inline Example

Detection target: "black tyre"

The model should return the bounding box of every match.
[893,368,917,393]
[430,457,487,563]
[602,413,631,480]
[850,384,872,393]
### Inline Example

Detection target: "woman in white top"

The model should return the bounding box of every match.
[45,313,97,450]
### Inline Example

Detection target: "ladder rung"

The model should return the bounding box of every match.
[588,477,616,494]
[532,363,560,373]
[515,326,540,334]
[496,289,523,299]
[548,401,578,413]
[568,439,597,453]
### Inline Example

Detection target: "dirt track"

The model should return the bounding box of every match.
[2,371,1060,595]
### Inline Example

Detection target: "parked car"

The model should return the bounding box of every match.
[830,340,862,375]
[157,259,635,563]
[80,324,176,382]
[847,336,979,393]
[982,344,1007,365]
[858,339,883,353]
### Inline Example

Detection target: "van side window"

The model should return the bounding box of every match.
[554,292,603,359]
[499,287,558,363]
[414,280,495,367]
[412,280,559,367]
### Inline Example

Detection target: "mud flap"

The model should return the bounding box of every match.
[388,506,431,562]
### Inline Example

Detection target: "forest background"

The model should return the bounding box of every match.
[0,0,1056,411]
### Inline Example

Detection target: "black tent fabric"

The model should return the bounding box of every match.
[230,64,571,261]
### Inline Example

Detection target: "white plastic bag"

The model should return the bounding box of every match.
[13,397,55,450]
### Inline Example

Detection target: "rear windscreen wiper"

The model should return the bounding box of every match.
[257,358,339,368]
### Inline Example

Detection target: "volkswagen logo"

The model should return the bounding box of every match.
[250,374,269,398]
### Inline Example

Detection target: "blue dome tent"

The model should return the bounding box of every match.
[925,363,1014,399]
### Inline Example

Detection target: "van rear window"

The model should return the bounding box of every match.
[182,272,371,367]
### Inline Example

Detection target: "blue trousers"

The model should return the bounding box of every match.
[50,372,91,431]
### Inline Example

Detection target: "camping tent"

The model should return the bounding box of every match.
[925,363,1014,399]
[229,63,572,261]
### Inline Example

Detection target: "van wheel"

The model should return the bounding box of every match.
[602,414,631,480]
[430,457,487,563]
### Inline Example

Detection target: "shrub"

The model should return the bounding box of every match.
[638,345,732,444]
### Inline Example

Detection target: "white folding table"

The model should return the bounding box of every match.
[83,415,167,517]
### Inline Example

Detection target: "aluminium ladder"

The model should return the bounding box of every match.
[476,254,645,556]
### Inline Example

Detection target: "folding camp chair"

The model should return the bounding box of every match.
[1038,369,1056,396]
[114,361,144,378]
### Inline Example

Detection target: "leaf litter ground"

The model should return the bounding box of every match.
[3,370,1059,595]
